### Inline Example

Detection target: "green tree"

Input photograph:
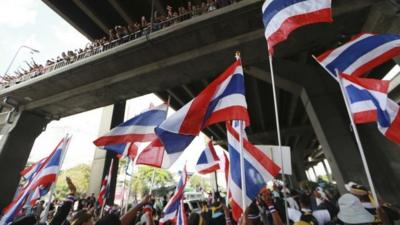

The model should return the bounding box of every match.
[54,164,91,199]
[130,166,173,198]
[189,174,211,192]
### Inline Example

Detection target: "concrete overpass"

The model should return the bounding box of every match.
[0,0,400,208]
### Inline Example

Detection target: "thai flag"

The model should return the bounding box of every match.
[135,138,175,168]
[1,136,70,224]
[378,98,400,144]
[104,142,138,161]
[20,158,45,181]
[176,200,188,225]
[262,0,332,54]
[341,74,389,124]
[98,159,114,206]
[94,103,168,149]
[159,165,188,225]
[226,121,281,221]
[316,33,400,78]
[195,141,220,174]
[155,59,249,161]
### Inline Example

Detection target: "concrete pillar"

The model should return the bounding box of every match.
[87,105,114,196]
[103,101,126,205]
[0,111,47,209]
[357,124,400,203]
[88,101,126,205]
[291,148,308,186]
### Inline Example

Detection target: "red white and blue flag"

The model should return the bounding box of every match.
[262,0,332,54]
[377,98,400,144]
[94,103,168,156]
[135,138,174,168]
[176,200,188,225]
[159,165,188,225]
[341,74,389,124]
[316,33,400,78]
[195,140,220,174]
[227,121,280,221]
[98,159,114,206]
[1,136,70,225]
[155,59,249,164]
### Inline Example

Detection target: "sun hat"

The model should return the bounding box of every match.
[345,182,368,196]
[337,194,374,224]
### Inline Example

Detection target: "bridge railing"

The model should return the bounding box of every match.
[0,5,228,90]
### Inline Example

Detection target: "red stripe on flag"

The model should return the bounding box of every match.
[351,47,400,77]
[198,164,220,175]
[180,60,242,134]
[268,8,332,55]
[205,106,249,128]
[353,110,377,124]
[94,133,157,146]
[136,139,164,168]
[385,112,400,144]
[341,74,389,93]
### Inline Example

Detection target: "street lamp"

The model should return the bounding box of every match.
[3,45,40,76]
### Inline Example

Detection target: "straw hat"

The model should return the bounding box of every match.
[337,194,374,224]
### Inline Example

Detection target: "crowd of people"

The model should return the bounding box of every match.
[0,0,240,89]
[6,177,400,225]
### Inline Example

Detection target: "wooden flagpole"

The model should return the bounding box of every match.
[335,69,379,207]
[266,46,290,225]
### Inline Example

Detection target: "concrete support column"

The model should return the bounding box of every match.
[103,101,126,205]
[291,148,308,186]
[0,111,47,209]
[357,124,400,202]
[88,105,114,196]
[88,101,126,205]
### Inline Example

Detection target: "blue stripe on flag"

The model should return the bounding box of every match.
[203,73,245,126]
[47,149,62,167]
[346,85,390,127]
[104,143,127,154]
[155,127,195,153]
[326,35,400,74]
[262,0,306,27]
[197,152,208,164]
[120,110,167,126]
[228,143,266,201]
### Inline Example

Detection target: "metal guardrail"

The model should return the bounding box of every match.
[0,7,219,89]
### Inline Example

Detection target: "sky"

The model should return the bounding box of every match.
[0,0,226,174]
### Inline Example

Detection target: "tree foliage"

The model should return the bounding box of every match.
[130,166,173,198]
[54,164,91,199]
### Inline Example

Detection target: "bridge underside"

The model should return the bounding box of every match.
[0,0,400,208]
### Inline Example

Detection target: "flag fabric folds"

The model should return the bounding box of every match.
[227,121,281,221]
[176,200,188,225]
[159,165,188,225]
[1,136,70,225]
[377,98,400,144]
[94,103,168,148]
[155,59,249,160]
[262,0,332,54]
[316,33,400,78]
[104,142,138,161]
[195,140,220,174]
[98,159,114,206]
[135,138,175,169]
[340,74,389,124]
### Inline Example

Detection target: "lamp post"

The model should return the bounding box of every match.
[3,45,40,76]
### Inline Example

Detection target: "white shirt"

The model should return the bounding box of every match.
[288,208,331,225]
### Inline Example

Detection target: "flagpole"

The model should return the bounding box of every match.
[100,158,114,218]
[267,47,290,225]
[238,120,247,216]
[120,161,129,212]
[149,168,157,195]
[41,135,71,223]
[335,70,379,207]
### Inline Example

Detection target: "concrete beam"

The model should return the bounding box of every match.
[72,0,109,33]
[42,0,95,41]
[107,0,134,24]
[214,125,313,145]
[24,29,264,111]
